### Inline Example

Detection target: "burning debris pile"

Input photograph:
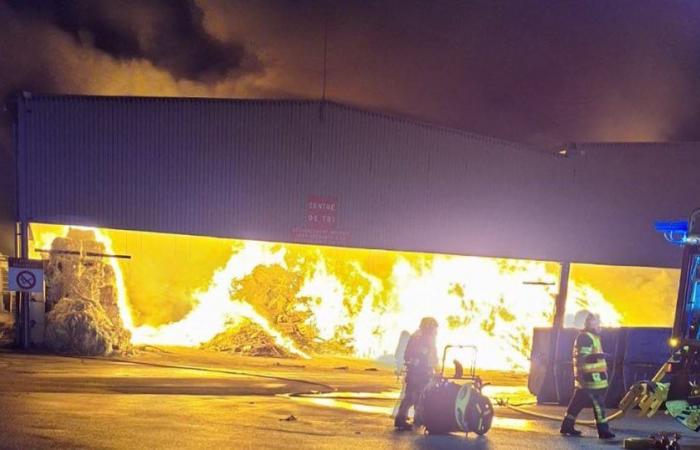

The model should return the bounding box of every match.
[31,224,624,370]
[202,265,325,358]
[204,320,296,358]
[43,229,131,356]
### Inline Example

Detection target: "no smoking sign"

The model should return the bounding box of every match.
[16,271,37,290]
[8,258,44,293]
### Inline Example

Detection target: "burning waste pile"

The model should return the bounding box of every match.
[202,264,350,358]
[32,225,622,369]
[43,229,131,356]
[205,321,293,357]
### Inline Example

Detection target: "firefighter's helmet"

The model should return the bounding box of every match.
[420,317,439,331]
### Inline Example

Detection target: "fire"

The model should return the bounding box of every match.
[128,242,309,358]
[30,223,622,370]
[31,224,309,358]
[297,254,620,370]
[92,227,135,332]
[32,225,135,331]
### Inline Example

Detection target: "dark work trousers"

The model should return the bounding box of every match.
[395,373,430,422]
[565,388,608,425]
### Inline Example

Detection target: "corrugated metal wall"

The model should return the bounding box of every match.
[0,135,15,257]
[16,95,700,267]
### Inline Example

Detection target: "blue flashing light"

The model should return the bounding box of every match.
[655,220,689,246]
[655,221,689,233]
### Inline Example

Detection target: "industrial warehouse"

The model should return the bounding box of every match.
[1,93,700,448]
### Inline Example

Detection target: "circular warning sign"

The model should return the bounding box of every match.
[16,270,36,290]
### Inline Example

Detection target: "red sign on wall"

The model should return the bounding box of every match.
[293,195,350,246]
[306,196,337,230]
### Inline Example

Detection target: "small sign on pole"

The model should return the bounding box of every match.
[8,258,45,293]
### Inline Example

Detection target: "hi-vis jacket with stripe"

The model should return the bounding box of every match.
[573,331,608,390]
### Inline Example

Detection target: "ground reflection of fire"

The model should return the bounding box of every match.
[31,224,621,371]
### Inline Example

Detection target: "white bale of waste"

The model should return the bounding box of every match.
[45,297,118,356]
[43,229,132,356]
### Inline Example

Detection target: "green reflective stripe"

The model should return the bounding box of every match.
[591,397,607,423]
[586,333,602,352]
[573,331,608,389]
[588,380,609,389]
[583,362,607,373]
[576,378,609,389]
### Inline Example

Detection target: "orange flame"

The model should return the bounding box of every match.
[30,224,621,370]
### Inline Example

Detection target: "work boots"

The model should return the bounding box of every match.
[559,417,582,436]
[597,423,615,440]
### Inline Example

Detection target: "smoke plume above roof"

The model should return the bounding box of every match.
[7,0,260,83]
[1,0,700,146]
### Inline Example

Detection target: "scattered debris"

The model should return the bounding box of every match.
[623,433,681,449]
[280,415,298,422]
[201,264,364,358]
[135,345,172,354]
[203,321,296,358]
[334,366,349,370]
[274,362,306,369]
[364,367,379,371]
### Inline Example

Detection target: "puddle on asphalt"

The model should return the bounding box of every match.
[295,391,399,400]
[284,385,539,432]
[291,385,534,404]
[292,396,394,415]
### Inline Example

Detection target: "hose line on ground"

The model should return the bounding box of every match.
[504,403,625,428]
[63,354,652,428]
[505,356,676,427]
[67,355,337,393]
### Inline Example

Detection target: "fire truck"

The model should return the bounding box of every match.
[618,208,700,431]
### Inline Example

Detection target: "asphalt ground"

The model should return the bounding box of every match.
[1,348,698,449]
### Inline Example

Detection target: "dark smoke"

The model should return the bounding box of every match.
[6,0,259,83]
[1,0,700,146]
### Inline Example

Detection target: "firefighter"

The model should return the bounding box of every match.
[560,312,616,439]
[394,317,439,430]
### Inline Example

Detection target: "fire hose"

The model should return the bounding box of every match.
[502,356,675,428]
[70,354,677,430]
[67,354,337,393]
[499,400,624,428]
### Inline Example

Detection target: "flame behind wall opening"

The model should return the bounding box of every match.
[29,223,634,371]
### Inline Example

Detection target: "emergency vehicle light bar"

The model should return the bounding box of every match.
[655,220,689,246]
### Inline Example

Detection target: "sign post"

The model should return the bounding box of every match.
[8,258,45,293]
[9,257,45,349]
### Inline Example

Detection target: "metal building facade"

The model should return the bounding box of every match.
[14,94,700,267]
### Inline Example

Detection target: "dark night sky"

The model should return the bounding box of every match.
[1,0,700,147]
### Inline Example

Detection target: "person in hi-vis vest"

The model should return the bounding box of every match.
[560,313,616,440]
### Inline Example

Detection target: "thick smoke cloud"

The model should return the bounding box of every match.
[0,0,263,148]
[7,0,260,83]
[1,0,700,146]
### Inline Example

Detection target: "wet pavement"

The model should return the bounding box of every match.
[1,349,699,449]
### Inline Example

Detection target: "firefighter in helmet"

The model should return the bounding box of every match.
[394,317,439,430]
[560,312,615,439]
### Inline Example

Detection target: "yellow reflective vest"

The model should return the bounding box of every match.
[573,331,608,390]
